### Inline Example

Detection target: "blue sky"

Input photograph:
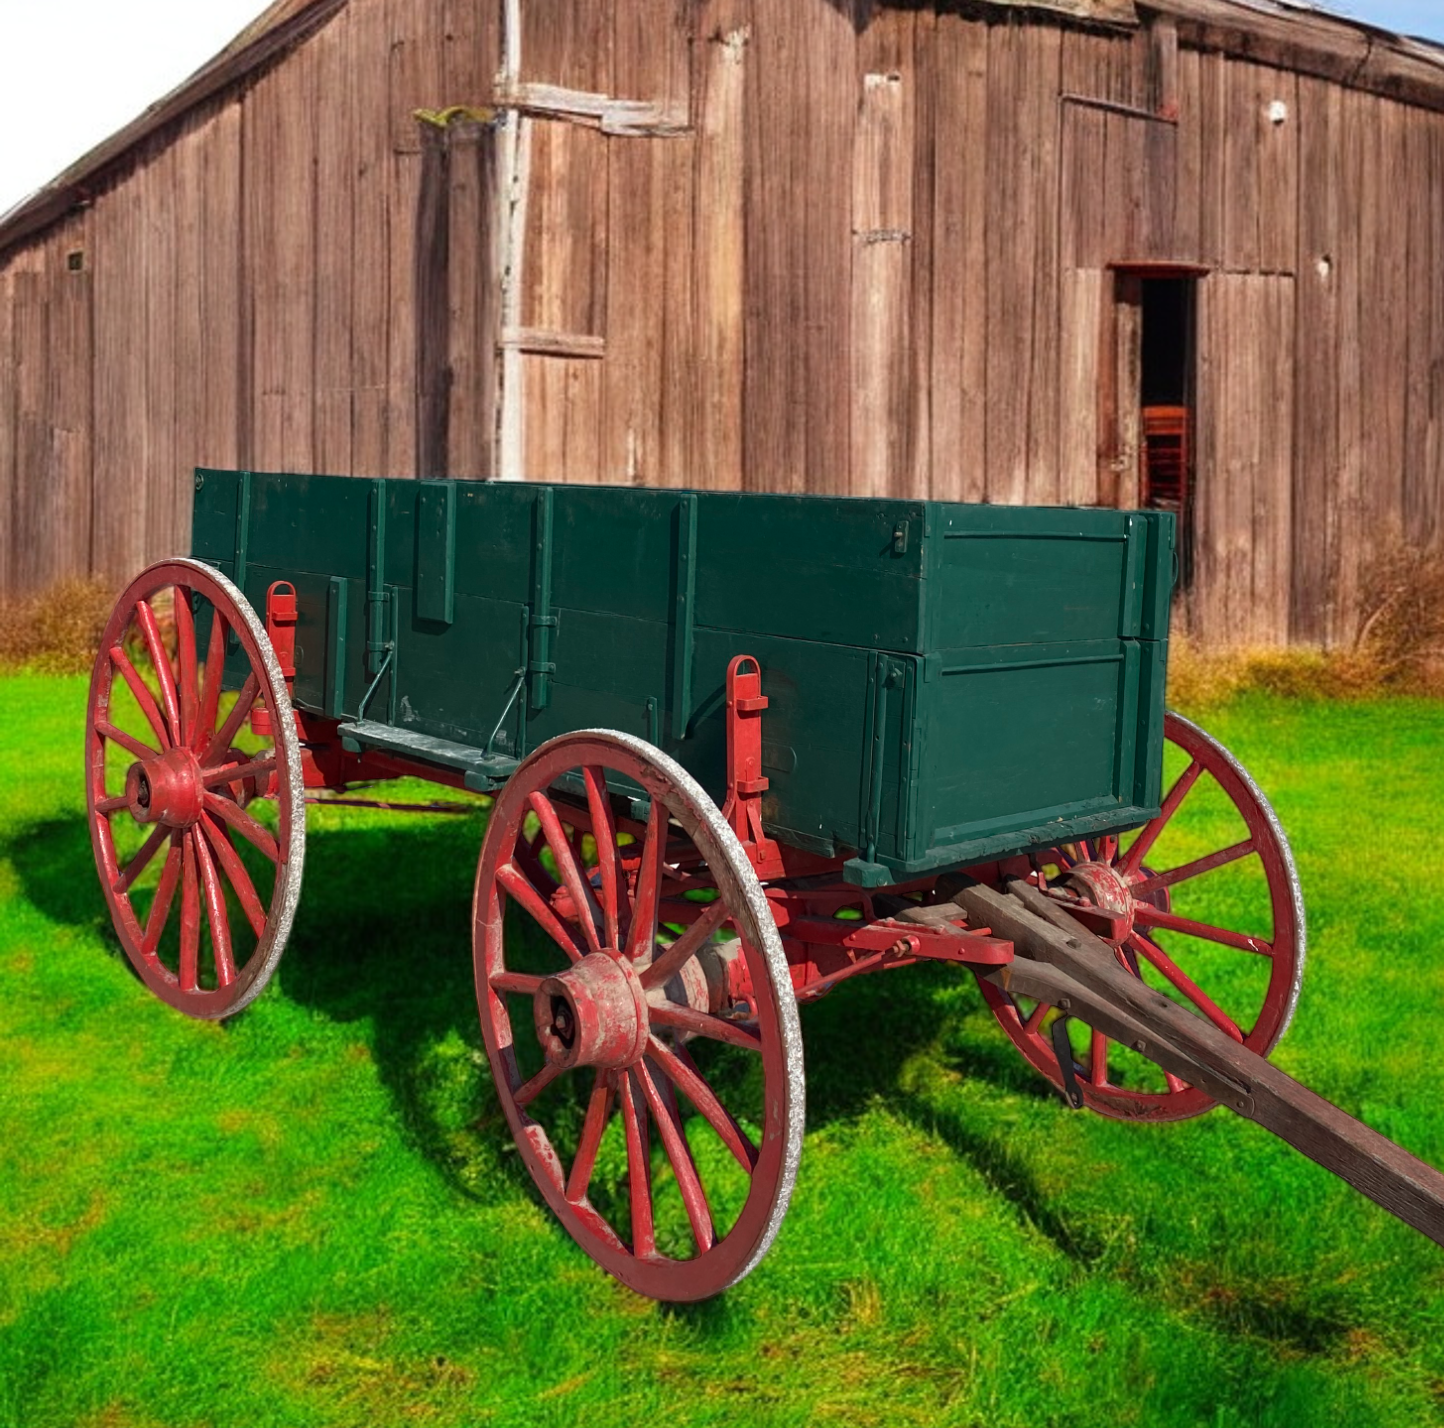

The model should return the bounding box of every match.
[0,0,1441,217]
[1328,0,1444,40]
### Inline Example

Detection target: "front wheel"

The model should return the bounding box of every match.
[472,730,804,1300]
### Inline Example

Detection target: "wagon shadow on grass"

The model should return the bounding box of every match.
[9,810,1116,1266]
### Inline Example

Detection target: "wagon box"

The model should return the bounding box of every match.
[191,470,1174,884]
[85,474,1444,1303]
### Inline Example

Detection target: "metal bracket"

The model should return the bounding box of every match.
[251,580,298,738]
[719,654,786,880]
[1050,1016,1086,1110]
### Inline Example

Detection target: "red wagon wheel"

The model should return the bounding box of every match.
[85,559,305,1019]
[473,730,804,1301]
[980,710,1305,1121]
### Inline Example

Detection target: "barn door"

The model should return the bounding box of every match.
[1192,272,1296,645]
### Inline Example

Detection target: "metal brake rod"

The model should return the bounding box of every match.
[953,877,1444,1251]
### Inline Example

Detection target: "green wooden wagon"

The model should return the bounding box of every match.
[91,471,1407,1302]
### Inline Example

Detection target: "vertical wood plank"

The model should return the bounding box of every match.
[1024,23,1063,505]
[1403,109,1435,547]
[0,268,13,594]
[1222,61,1260,272]
[446,118,500,479]
[1197,52,1227,271]
[688,19,747,489]
[852,11,915,499]
[1258,68,1299,274]
[350,0,391,476]
[415,124,452,477]
[1332,87,1367,644]
[12,271,50,592]
[1290,76,1340,643]
[313,14,356,475]
[1059,267,1103,507]
[928,11,987,502]
[141,146,180,562]
[909,7,936,501]
[744,0,854,494]
[1253,274,1295,644]
[91,180,150,582]
[48,225,94,583]
[247,47,318,475]
[984,18,1029,504]
[1173,44,1202,262]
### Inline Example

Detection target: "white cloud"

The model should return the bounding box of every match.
[0,0,270,215]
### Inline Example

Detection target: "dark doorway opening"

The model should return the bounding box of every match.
[1139,275,1196,588]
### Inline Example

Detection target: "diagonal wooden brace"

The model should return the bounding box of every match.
[952,876,1444,1249]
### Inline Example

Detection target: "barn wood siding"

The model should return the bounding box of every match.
[1,0,1443,655]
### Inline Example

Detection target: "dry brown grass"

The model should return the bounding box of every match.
[1172,540,1444,708]
[0,578,119,675]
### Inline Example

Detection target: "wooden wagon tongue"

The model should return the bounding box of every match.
[947,876,1444,1247]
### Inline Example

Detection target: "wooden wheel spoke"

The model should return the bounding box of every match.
[527,791,604,956]
[202,791,279,862]
[566,1072,615,1204]
[1089,1029,1109,1087]
[583,766,628,950]
[179,834,201,993]
[202,673,259,766]
[647,1034,758,1173]
[141,836,183,957]
[199,812,268,939]
[635,1060,714,1253]
[515,1059,565,1110]
[648,1000,762,1052]
[96,719,157,762]
[115,825,170,894]
[194,607,228,752]
[1023,1000,1052,1036]
[192,828,237,988]
[1131,903,1271,956]
[110,645,172,750]
[619,1071,655,1258]
[514,831,559,895]
[1128,933,1244,1042]
[95,794,129,816]
[201,751,275,789]
[1130,838,1256,898]
[640,898,732,990]
[1120,758,1204,877]
[491,970,545,996]
[135,599,182,742]
[173,584,199,748]
[1164,1071,1189,1093]
[624,801,667,963]
[497,862,585,962]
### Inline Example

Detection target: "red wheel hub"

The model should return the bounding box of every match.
[124,748,205,828]
[1064,859,1135,942]
[534,953,650,1070]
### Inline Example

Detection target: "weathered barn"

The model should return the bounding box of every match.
[1,0,1442,645]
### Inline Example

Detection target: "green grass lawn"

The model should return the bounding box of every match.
[4,674,1444,1427]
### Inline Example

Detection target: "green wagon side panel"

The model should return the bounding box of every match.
[191,472,1175,881]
